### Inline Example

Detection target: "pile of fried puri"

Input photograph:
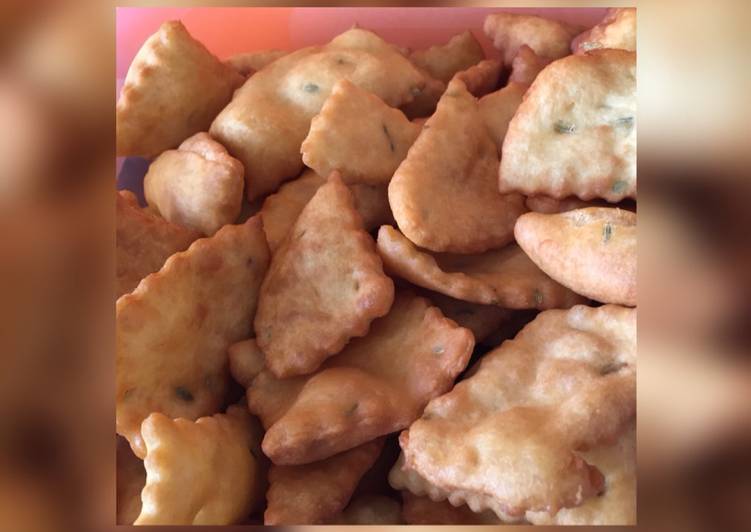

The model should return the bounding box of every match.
[116,8,636,526]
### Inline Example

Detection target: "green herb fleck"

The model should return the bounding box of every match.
[175,386,194,402]
[123,388,135,399]
[432,345,445,355]
[533,289,544,306]
[554,120,576,134]
[303,83,319,93]
[603,223,613,243]
[382,123,395,152]
[346,402,359,415]
[614,116,634,131]
[611,180,628,194]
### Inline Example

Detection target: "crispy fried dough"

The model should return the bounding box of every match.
[399,71,446,119]
[210,28,426,200]
[249,292,474,464]
[515,207,636,305]
[389,452,521,523]
[526,423,636,525]
[500,49,636,201]
[377,226,584,309]
[265,439,384,525]
[144,132,244,236]
[255,174,394,377]
[399,304,636,519]
[116,21,243,157]
[478,46,549,147]
[525,195,601,214]
[116,436,145,525]
[483,12,583,65]
[409,30,485,84]
[420,290,510,343]
[453,59,502,97]
[226,49,288,77]
[302,80,421,186]
[330,494,404,524]
[227,338,266,389]
[259,170,326,253]
[116,216,270,457]
[116,190,200,299]
[402,492,500,525]
[477,85,524,148]
[507,44,551,85]
[572,8,636,54]
[388,78,526,253]
[135,406,262,525]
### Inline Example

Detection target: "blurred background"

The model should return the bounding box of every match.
[1,0,750,531]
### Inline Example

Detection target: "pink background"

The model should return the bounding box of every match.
[116,7,607,81]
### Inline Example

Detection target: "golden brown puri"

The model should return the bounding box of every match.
[401,492,501,525]
[225,49,288,77]
[144,132,244,236]
[377,225,585,310]
[264,439,384,525]
[399,304,636,520]
[395,420,636,525]
[409,30,484,84]
[500,49,636,202]
[254,173,394,378]
[388,78,527,254]
[452,58,502,97]
[477,46,550,148]
[419,290,511,344]
[116,190,201,299]
[227,338,266,389]
[399,70,446,119]
[572,8,636,54]
[116,216,270,458]
[210,27,427,200]
[526,423,636,525]
[328,494,404,524]
[302,80,420,186]
[388,451,522,523]
[135,406,262,525]
[525,194,605,214]
[249,292,473,465]
[483,12,584,66]
[116,20,243,157]
[260,169,393,254]
[514,207,636,305]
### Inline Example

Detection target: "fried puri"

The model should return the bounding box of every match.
[249,292,473,464]
[500,49,636,201]
[399,304,636,519]
[377,226,585,309]
[116,216,269,457]
[117,21,243,157]
[254,174,394,378]
[210,28,427,200]
[515,207,637,305]
[388,78,526,253]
